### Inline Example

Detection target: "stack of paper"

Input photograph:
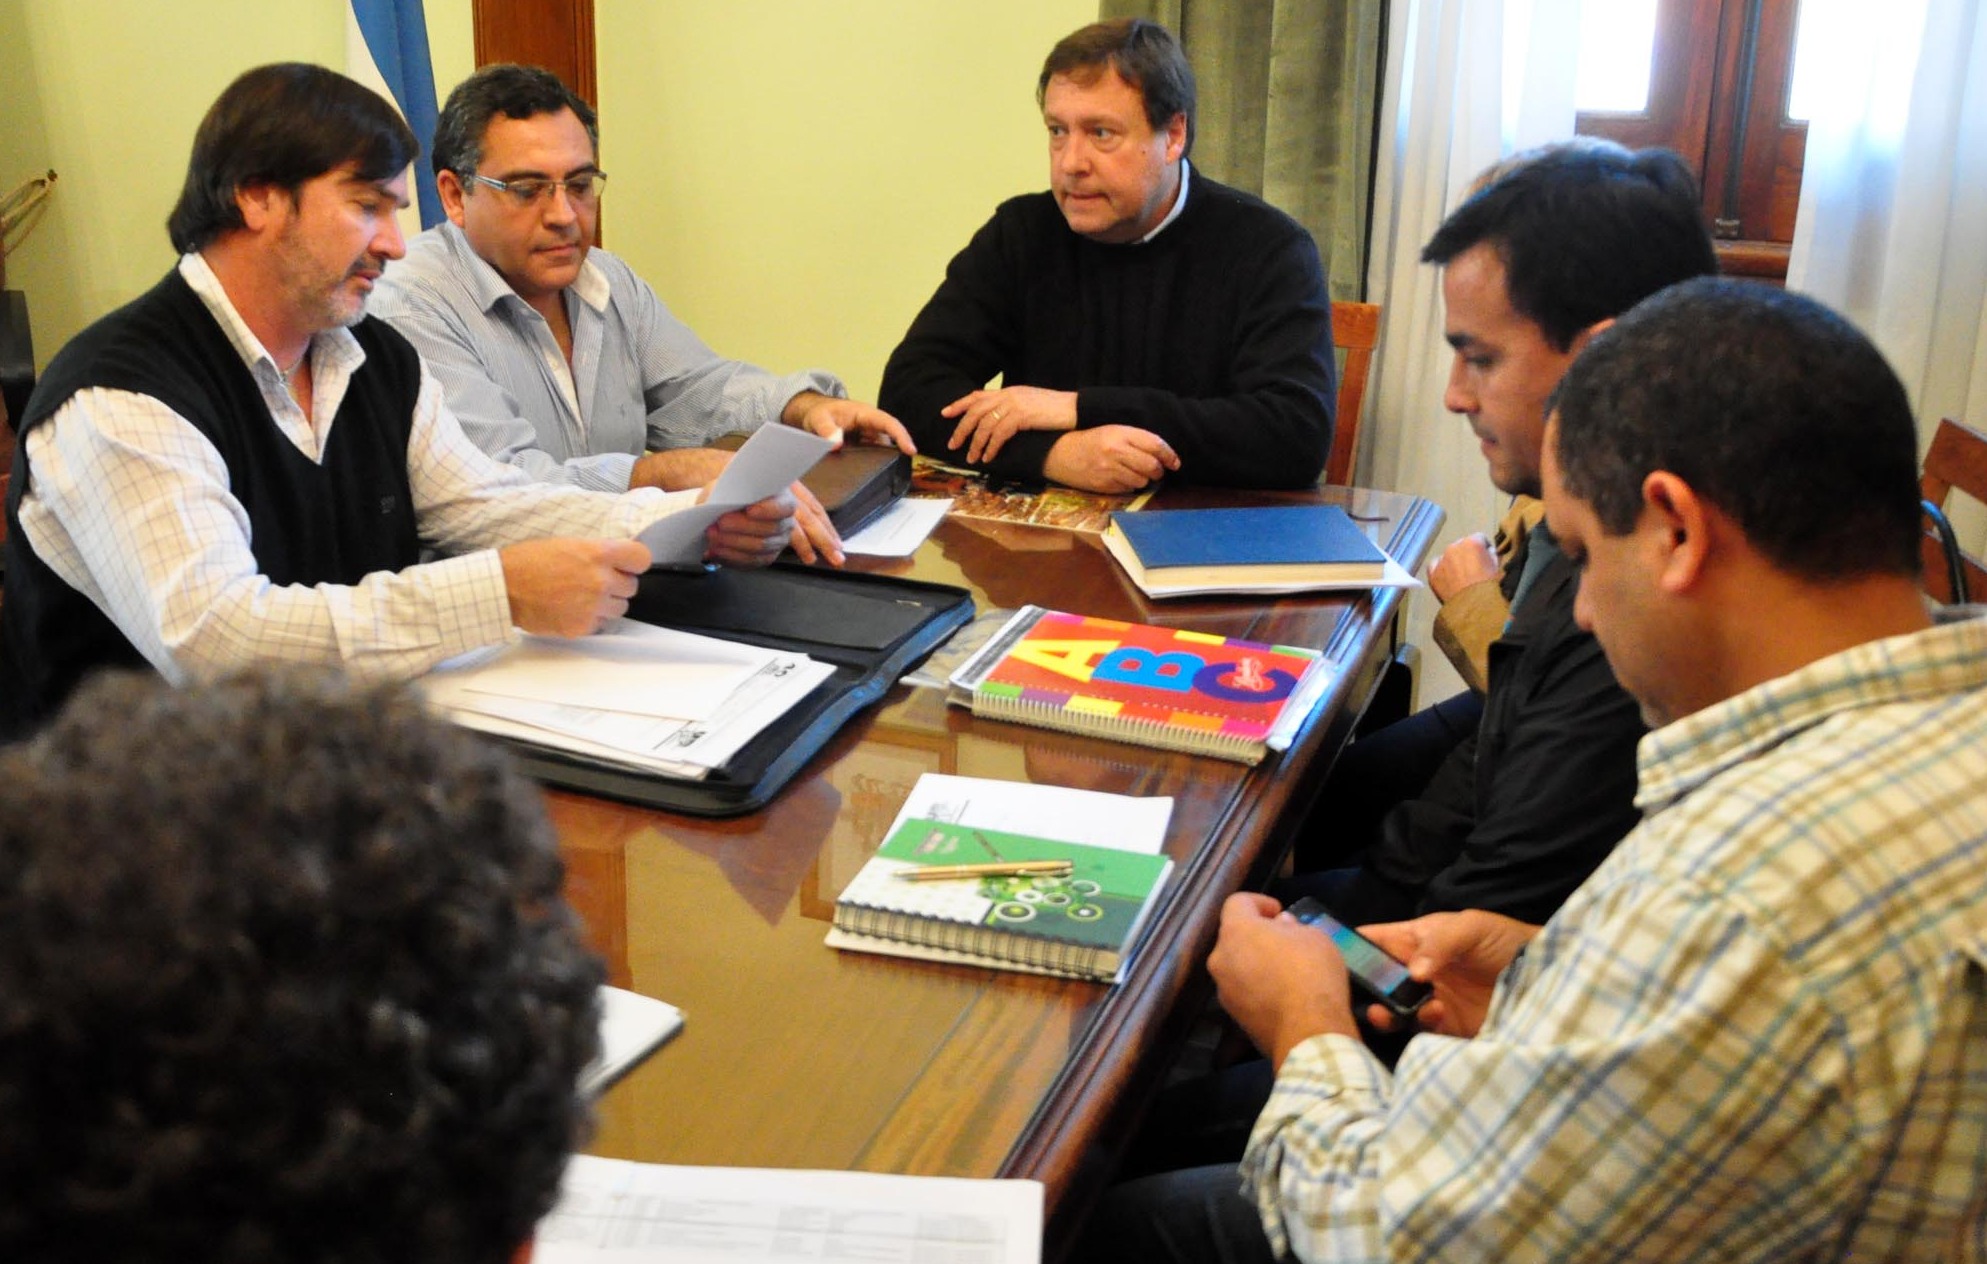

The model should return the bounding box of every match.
[536,1154,1042,1263]
[423,620,833,779]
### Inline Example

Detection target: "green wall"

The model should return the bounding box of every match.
[595,2,1093,401]
[0,0,473,366]
[0,0,1093,403]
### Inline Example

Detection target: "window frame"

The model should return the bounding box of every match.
[1576,0,1807,279]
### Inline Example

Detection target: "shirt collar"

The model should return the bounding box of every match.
[1139,160,1191,244]
[179,251,364,379]
[1634,612,1987,814]
[437,220,609,317]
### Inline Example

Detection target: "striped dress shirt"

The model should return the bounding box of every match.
[1244,614,1987,1262]
[370,223,842,491]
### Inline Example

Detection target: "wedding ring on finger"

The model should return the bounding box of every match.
[990,408,1005,423]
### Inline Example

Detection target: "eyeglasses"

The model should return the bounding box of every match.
[460,171,607,208]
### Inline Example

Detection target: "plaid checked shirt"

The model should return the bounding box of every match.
[18,254,697,685]
[1243,614,1987,1262]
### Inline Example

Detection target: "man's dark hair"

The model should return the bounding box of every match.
[0,670,603,1264]
[1553,277,1922,581]
[1038,18,1197,156]
[167,63,419,254]
[432,63,599,178]
[1421,139,1718,350]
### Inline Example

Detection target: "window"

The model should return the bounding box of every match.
[1575,0,1814,279]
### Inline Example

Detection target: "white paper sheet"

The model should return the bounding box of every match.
[432,620,773,721]
[841,495,952,557]
[535,1154,1043,1264]
[637,425,835,568]
[637,654,835,769]
[432,653,832,777]
[581,987,684,1097]
[888,773,1173,854]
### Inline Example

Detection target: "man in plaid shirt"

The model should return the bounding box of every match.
[1113,280,1986,1261]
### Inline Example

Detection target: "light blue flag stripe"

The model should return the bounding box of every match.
[350,0,443,229]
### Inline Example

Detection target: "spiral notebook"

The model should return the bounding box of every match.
[832,818,1172,983]
[946,606,1328,764]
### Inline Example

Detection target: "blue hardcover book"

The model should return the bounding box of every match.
[1103,505,1389,596]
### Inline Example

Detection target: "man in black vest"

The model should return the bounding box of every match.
[0,63,795,734]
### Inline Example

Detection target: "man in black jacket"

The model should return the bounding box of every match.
[1076,142,1720,1264]
[1296,139,1719,929]
[877,18,1337,493]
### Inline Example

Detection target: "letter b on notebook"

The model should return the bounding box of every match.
[1093,646,1205,693]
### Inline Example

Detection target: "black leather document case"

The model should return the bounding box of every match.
[713,431,912,536]
[500,564,974,817]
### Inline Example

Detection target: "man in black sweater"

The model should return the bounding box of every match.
[877,19,1337,493]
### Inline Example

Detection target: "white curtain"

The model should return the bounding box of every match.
[1360,0,1579,704]
[1787,0,1987,438]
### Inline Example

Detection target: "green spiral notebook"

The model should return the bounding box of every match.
[831,818,1173,983]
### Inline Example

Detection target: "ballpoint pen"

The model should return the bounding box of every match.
[897,859,1075,882]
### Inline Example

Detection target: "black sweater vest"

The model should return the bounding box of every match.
[1,270,422,732]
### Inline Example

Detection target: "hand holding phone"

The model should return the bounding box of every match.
[1283,897,1432,1018]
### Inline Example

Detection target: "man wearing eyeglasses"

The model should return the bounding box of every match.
[0,64,796,736]
[373,63,911,567]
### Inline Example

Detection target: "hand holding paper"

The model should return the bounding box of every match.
[638,425,835,569]
[705,492,799,569]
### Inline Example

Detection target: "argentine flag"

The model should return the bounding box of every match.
[345,0,443,234]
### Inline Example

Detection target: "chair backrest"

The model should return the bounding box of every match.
[1325,300,1381,487]
[1,386,11,562]
[1919,416,1987,604]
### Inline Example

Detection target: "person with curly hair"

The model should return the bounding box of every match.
[0,669,603,1264]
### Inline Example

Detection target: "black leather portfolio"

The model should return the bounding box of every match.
[500,564,974,816]
[713,431,912,536]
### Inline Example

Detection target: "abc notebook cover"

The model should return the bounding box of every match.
[947,607,1324,764]
[832,818,1172,983]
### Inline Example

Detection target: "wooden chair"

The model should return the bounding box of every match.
[0,386,11,571]
[1919,417,1987,604]
[1325,300,1381,487]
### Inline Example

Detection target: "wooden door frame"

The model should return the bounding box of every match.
[471,0,598,107]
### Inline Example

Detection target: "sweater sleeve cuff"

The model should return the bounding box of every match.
[1072,384,1147,430]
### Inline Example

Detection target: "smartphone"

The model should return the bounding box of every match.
[1283,896,1432,1018]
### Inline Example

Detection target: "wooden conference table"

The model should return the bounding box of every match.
[548,482,1441,1252]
